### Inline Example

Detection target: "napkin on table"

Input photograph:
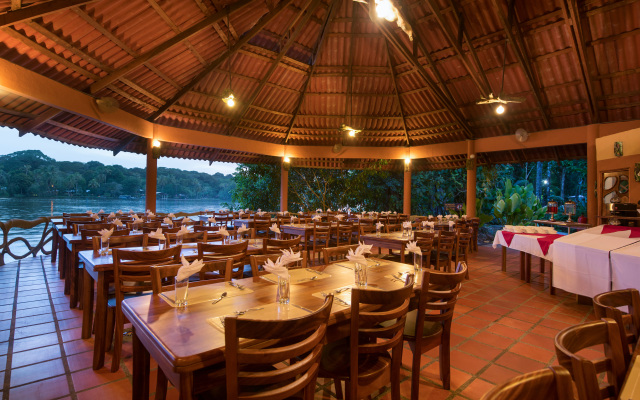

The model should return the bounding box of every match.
[336,214,345,220]
[91,213,100,220]
[257,209,262,212]
[402,221,412,229]
[237,224,248,235]
[376,222,384,230]
[406,241,422,255]
[280,248,302,266]
[99,209,105,214]
[117,209,123,215]
[262,256,289,279]
[176,256,205,282]
[316,208,322,213]
[147,212,155,218]
[448,221,455,229]
[108,212,116,218]
[208,217,216,224]
[182,217,192,223]
[346,242,373,265]
[245,208,249,213]
[218,227,229,237]
[168,213,175,218]
[149,228,165,240]
[462,214,467,219]
[177,226,190,236]
[298,211,303,215]
[270,223,281,234]
[98,228,114,243]
[312,215,321,221]
[437,215,443,220]
[129,209,134,214]
[133,217,144,224]
[164,217,173,225]
[113,218,123,227]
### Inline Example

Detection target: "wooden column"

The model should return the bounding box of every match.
[466,140,477,217]
[586,124,598,224]
[145,138,157,213]
[280,162,288,212]
[403,168,411,215]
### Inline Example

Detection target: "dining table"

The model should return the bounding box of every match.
[122,257,421,399]
[360,231,417,263]
[79,238,264,370]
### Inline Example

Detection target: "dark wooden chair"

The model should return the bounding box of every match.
[309,221,331,265]
[455,233,472,279]
[593,288,640,366]
[109,246,182,372]
[322,244,359,265]
[150,259,233,294]
[198,241,248,279]
[480,366,574,400]
[333,221,353,247]
[90,233,147,252]
[554,318,626,400]
[319,275,415,400]
[262,236,301,254]
[433,234,455,271]
[253,216,272,239]
[402,262,467,398]
[165,230,207,246]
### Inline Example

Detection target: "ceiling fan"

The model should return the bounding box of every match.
[340,124,362,137]
[476,39,525,108]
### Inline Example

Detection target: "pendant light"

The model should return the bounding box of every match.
[221,12,236,108]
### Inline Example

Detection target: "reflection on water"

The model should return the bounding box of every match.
[0,197,225,263]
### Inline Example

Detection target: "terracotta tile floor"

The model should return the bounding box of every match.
[0,245,596,400]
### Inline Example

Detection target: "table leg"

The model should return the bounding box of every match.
[93,271,108,370]
[132,327,150,400]
[400,244,405,264]
[52,229,58,263]
[501,247,507,272]
[525,253,531,283]
[82,268,95,339]
[540,258,545,274]
[179,372,194,400]
[550,262,556,295]
[69,251,79,308]
[519,252,525,281]
[59,240,66,279]
[64,245,72,295]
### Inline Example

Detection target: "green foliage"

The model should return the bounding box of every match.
[230,163,280,211]
[412,169,466,215]
[0,150,235,200]
[492,179,547,225]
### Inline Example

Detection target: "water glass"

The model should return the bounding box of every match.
[354,262,367,286]
[100,238,109,256]
[376,226,381,237]
[413,253,422,271]
[174,277,189,307]
[158,238,166,250]
[176,235,183,246]
[276,275,290,304]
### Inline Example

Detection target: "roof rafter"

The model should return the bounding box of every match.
[19,107,62,136]
[112,135,139,156]
[383,40,410,146]
[0,0,97,27]
[89,0,254,94]
[148,0,295,121]
[283,0,339,144]
[226,0,321,137]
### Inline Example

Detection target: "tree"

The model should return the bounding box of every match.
[231,164,280,210]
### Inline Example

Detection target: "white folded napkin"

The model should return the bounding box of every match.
[133,217,144,224]
[257,209,262,212]
[129,209,134,214]
[245,208,249,213]
[462,214,467,219]
[316,208,322,213]
[218,227,229,236]
[453,215,459,219]
[448,221,455,229]
[147,212,155,218]
[176,226,190,236]
[113,218,123,227]
[336,214,345,220]
[168,213,175,218]
[298,211,303,215]
[176,256,205,282]
[149,228,165,240]
[437,215,443,220]
[284,211,289,216]
[238,211,244,217]
[91,213,100,220]
[346,242,372,265]
[146,209,151,215]
[402,221,412,229]
[312,215,321,221]
[182,217,192,223]
[262,256,289,279]
[406,241,422,256]
[257,211,266,217]
[327,208,331,212]
[428,215,434,219]
[277,211,283,216]
[280,248,302,266]
[291,216,297,223]
[238,224,248,234]
[117,209,123,215]
[270,223,281,234]
[164,217,173,225]
[108,212,116,218]
[376,222,384,230]
[421,221,428,227]
[208,217,216,224]
[132,213,139,220]
[98,228,113,242]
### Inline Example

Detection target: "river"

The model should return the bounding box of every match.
[0,197,227,263]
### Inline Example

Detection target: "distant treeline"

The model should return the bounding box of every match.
[0,150,235,200]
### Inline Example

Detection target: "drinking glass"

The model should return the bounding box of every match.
[376,226,381,237]
[100,237,109,256]
[354,262,367,286]
[277,275,290,304]
[413,253,422,271]
[174,277,188,307]
[176,235,183,246]
[158,238,166,250]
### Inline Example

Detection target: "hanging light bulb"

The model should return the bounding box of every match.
[283,156,290,163]
[404,157,411,165]
[495,104,505,114]
[376,0,396,22]
[222,12,237,109]
[222,91,236,108]
[341,124,361,137]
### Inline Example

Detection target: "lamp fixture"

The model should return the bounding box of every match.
[372,0,413,40]
[152,139,161,148]
[404,157,411,165]
[495,104,505,115]
[222,91,236,108]
[222,12,236,108]
[283,156,290,163]
[340,124,361,137]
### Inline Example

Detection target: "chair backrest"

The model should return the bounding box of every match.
[386,223,401,233]
[150,259,233,294]
[322,244,359,264]
[437,234,456,252]
[312,221,331,242]
[554,318,626,400]
[224,295,334,400]
[359,224,376,236]
[345,276,414,399]
[414,231,435,241]
[198,241,248,279]
[249,253,307,279]
[336,221,353,245]
[112,246,182,303]
[263,236,301,254]
[91,233,146,251]
[73,222,113,235]
[480,366,574,400]
[166,230,207,245]
[456,233,472,255]
[593,288,640,366]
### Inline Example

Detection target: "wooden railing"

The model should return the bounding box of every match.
[0,217,56,266]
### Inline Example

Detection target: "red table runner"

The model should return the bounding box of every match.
[500,231,563,255]
[601,225,640,238]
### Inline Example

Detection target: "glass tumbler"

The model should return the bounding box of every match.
[354,262,368,286]
[277,275,290,304]
[175,277,189,307]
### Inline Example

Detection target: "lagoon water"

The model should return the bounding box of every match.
[0,197,226,263]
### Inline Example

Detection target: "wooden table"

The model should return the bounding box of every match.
[533,219,591,234]
[123,259,419,399]
[360,231,414,263]
[79,239,264,370]
[620,340,640,399]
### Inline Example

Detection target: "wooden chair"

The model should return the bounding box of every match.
[402,262,467,398]
[90,234,147,252]
[253,216,271,239]
[333,221,353,247]
[322,244,359,265]
[109,246,182,372]
[469,218,480,252]
[309,221,331,265]
[319,275,415,400]
[433,234,455,271]
[414,231,435,241]
[214,294,334,399]
[386,223,402,233]
[415,238,435,269]
[198,241,248,279]
[593,289,640,366]
[359,224,376,237]
[165,230,207,246]
[249,254,308,280]
[262,236,301,254]
[480,366,574,400]
[554,318,626,400]
[74,222,114,235]
[150,259,233,294]
[455,233,472,279]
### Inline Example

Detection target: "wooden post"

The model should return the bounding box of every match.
[403,169,411,215]
[145,138,157,213]
[466,139,477,217]
[586,124,598,225]
[501,246,507,272]
[280,162,288,212]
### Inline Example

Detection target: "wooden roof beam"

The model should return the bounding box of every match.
[226,0,320,137]
[148,0,294,121]
[112,134,139,156]
[0,0,97,27]
[492,0,550,129]
[562,0,599,123]
[384,40,410,145]
[89,0,255,94]
[365,1,474,139]
[19,107,61,136]
[283,0,338,144]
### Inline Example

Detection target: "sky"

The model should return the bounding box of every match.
[0,126,238,175]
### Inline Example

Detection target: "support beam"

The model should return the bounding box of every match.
[586,124,598,224]
[281,162,289,212]
[384,39,410,145]
[113,134,139,156]
[466,140,477,218]
[403,168,411,215]
[89,0,254,94]
[145,139,157,213]
[0,0,97,27]
[148,0,294,121]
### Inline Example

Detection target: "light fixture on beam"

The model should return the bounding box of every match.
[222,90,236,108]
[151,139,161,159]
[283,156,290,163]
[152,139,161,148]
[340,124,361,137]
[495,104,505,115]
[368,0,413,40]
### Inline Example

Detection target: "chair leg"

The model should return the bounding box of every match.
[111,306,124,372]
[155,367,168,400]
[105,307,115,352]
[334,379,344,400]
[440,341,451,390]
[411,347,421,400]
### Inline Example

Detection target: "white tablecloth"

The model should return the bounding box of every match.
[611,241,640,291]
[552,225,640,297]
[492,231,554,261]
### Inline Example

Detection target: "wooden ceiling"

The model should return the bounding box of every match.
[0,0,637,169]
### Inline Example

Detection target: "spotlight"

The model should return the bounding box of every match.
[404,157,411,165]
[284,156,290,163]
[152,139,161,148]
